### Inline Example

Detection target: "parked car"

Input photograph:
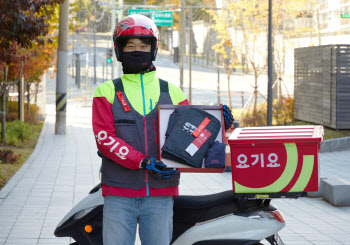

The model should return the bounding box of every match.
[76,27,87,33]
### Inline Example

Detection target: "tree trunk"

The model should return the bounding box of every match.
[26,82,30,111]
[253,69,258,115]
[1,92,6,142]
[278,77,282,103]
[224,64,233,109]
[227,74,232,109]
[34,83,39,104]
[1,65,8,142]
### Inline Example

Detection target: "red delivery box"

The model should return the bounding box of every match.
[228,125,324,195]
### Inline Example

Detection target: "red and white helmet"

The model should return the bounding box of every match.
[113,14,159,61]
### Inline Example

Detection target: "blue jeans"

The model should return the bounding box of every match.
[103,195,174,245]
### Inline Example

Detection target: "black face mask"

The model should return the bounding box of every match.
[122,51,153,74]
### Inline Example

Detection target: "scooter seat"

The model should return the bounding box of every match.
[173,190,262,223]
[174,190,237,209]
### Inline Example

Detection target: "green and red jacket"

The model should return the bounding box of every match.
[92,70,188,197]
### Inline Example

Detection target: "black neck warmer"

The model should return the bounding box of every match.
[122,51,153,74]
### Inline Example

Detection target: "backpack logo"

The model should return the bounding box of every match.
[183,122,197,134]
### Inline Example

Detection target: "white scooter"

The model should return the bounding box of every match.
[54,182,285,245]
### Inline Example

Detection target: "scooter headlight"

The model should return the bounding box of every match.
[248,209,285,223]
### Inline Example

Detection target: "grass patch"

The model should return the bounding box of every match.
[0,122,43,190]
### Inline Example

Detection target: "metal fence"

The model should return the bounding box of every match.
[294,45,350,129]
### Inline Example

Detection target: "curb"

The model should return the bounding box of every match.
[322,178,350,206]
[320,137,350,153]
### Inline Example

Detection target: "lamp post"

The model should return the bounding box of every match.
[55,0,69,134]
[267,0,273,126]
[111,0,116,79]
[179,0,185,91]
[93,0,97,84]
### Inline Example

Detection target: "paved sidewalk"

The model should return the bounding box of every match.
[1,71,350,245]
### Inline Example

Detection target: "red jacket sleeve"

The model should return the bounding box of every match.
[92,97,145,169]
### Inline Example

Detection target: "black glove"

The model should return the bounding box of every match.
[221,104,234,131]
[141,157,178,178]
[97,150,103,158]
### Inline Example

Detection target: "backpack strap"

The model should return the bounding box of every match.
[114,77,168,93]
[159,78,169,93]
[112,77,124,92]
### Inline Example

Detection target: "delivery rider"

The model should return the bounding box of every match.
[92,14,188,245]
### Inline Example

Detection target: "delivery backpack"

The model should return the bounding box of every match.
[161,108,221,168]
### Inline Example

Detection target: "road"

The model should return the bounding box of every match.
[68,32,294,110]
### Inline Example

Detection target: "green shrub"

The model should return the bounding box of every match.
[0,174,6,188]
[5,121,31,146]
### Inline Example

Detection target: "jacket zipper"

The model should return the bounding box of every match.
[141,74,150,196]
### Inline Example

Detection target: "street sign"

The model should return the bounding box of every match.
[341,14,350,18]
[128,9,173,26]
